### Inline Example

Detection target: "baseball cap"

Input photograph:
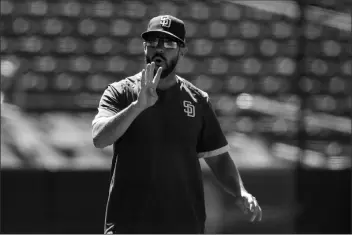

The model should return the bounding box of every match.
[141,15,186,46]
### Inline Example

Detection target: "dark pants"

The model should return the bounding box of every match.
[107,221,205,234]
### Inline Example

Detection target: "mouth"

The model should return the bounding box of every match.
[153,56,165,66]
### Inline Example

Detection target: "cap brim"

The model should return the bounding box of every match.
[141,30,185,46]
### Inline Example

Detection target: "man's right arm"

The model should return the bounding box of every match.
[93,63,162,149]
[92,101,144,148]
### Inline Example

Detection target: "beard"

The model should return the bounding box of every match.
[146,54,179,79]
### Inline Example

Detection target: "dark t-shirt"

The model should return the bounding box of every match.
[93,72,229,233]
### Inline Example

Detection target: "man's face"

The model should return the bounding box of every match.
[144,35,180,79]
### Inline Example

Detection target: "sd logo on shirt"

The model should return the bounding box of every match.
[183,101,195,117]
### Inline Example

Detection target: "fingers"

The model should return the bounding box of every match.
[149,62,155,83]
[258,205,263,221]
[144,64,150,87]
[146,63,152,84]
[145,62,156,84]
[249,200,254,212]
[144,62,160,87]
[152,67,162,87]
[141,69,146,89]
[244,197,250,212]
[250,205,262,222]
[249,196,256,212]
[145,64,150,85]
[249,198,262,222]
[239,194,262,222]
[250,205,258,222]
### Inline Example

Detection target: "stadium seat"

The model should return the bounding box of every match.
[1,0,350,170]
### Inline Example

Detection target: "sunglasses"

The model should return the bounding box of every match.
[145,38,179,49]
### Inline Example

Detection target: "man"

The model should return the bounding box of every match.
[92,15,262,234]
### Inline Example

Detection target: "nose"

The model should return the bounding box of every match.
[154,40,165,53]
[155,44,164,53]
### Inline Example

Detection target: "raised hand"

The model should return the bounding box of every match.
[136,62,162,110]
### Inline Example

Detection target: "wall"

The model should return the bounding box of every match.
[1,168,350,234]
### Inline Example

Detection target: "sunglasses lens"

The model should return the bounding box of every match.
[164,41,178,49]
[146,38,178,49]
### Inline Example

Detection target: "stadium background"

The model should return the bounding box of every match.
[0,0,351,233]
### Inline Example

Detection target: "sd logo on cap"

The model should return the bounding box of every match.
[160,16,172,28]
[141,15,186,46]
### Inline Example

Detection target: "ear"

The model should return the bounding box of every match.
[179,46,188,57]
[143,42,147,53]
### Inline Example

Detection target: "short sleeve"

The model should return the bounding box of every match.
[196,97,229,158]
[92,82,126,124]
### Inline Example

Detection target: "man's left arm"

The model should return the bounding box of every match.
[204,151,262,222]
[197,94,262,222]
